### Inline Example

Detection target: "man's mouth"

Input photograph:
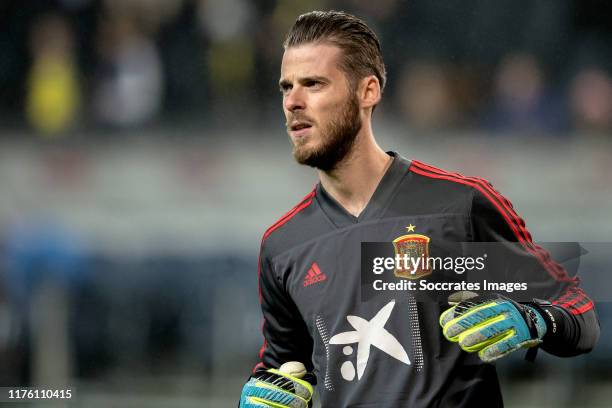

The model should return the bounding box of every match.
[289,121,313,137]
[290,121,312,131]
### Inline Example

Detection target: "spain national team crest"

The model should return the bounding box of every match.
[392,225,432,279]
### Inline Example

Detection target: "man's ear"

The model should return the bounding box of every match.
[358,75,381,110]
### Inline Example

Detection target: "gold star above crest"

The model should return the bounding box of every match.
[406,224,416,232]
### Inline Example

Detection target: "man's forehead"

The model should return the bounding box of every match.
[280,42,343,78]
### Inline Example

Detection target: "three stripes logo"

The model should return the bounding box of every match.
[303,262,327,287]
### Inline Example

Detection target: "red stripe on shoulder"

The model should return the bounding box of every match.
[411,160,533,242]
[409,160,576,283]
[263,189,316,242]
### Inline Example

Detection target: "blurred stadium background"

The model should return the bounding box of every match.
[0,0,611,407]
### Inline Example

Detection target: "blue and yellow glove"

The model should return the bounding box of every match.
[440,293,547,362]
[239,366,314,408]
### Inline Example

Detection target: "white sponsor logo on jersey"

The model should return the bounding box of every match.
[329,300,410,381]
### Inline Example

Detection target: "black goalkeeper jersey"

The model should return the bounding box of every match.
[253,152,597,407]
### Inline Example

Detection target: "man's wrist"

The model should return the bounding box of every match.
[521,304,547,340]
[526,299,572,345]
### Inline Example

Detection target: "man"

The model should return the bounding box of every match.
[240,11,599,407]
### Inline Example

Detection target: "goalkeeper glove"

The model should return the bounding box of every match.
[239,367,314,408]
[439,293,547,362]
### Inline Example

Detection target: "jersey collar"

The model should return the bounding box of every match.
[315,151,412,229]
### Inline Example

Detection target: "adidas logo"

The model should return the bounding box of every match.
[303,262,327,287]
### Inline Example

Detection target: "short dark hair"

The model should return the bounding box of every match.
[284,10,386,93]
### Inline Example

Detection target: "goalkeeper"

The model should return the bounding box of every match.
[241,10,599,407]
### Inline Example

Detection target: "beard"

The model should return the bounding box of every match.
[290,93,362,171]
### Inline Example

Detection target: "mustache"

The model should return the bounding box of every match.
[285,114,316,128]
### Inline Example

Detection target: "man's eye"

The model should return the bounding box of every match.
[305,80,320,88]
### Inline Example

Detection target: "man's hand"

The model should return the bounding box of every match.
[239,364,314,408]
[439,294,547,362]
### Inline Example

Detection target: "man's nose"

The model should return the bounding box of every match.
[284,88,306,112]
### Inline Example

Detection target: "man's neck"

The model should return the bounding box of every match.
[318,132,392,217]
